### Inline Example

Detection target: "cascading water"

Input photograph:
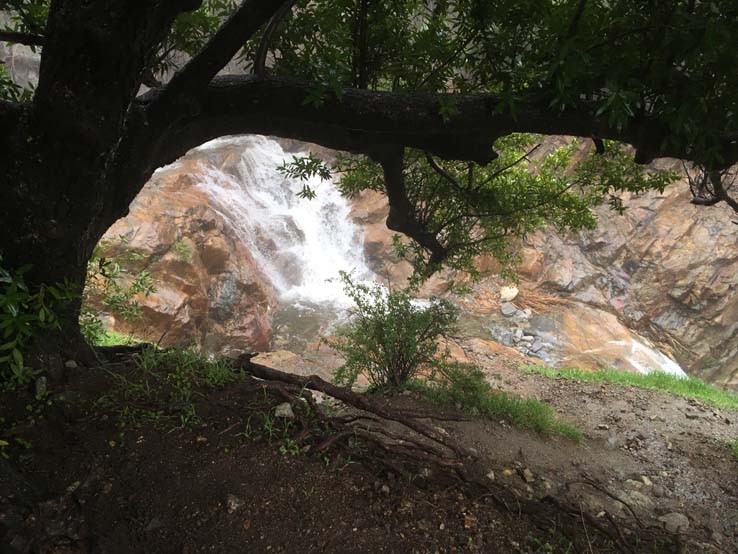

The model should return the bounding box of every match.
[196,135,374,304]
[193,135,375,349]
[153,133,687,374]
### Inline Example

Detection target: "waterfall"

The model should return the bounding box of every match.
[193,135,374,309]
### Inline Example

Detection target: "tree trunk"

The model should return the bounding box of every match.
[0,118,123,373]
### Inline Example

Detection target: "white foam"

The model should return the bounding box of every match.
[191,135,373,307]
[608,339,686,377]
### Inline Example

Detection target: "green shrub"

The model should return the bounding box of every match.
[80,237,156,345]
[0,257,75,389]
[331,272,459,388]
[414,362,582,440]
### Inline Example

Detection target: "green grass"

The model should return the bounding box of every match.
[411,363,583,441]
[728,439,738,462]
[523,364,738,410]
[93,330,142,347]
[100,345,240,430]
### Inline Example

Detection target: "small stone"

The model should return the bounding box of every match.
[658,512,689,534]
[499,285,519,302]
[652,485,665,498]
[521,335,535,343]
[521,468,535,483]
[529,340,543,353]
[502,468,515,477]
[144,517,162,532]
[513,328,524,341]
[35,376,47,397]
[501,302,518,317]
[641,475,653,486]
[597,424,610,431]
[64,360,78,369]
[685,412,699,420]
[274,402,295,419]
[486,470,495,481]
[380,484,390,496]
[226,494,244,513]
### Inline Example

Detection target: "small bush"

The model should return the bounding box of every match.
[80,236,156,345]
[331,272,459,388]
[0,257,75,389]
[414,362,582,440]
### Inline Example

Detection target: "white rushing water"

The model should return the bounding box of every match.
[169,134,689,373]
[194,135,374,308]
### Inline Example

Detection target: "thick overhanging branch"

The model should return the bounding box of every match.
[0,30,45,47]
[138,75,738,172]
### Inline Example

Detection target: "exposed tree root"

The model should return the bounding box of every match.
[235,355,680,554]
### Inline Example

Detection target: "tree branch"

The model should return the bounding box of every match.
[0,30,45,47]
[157,0,284,103]
[138,75,735,172]
[254,0,297,78]
[372,147,449,268]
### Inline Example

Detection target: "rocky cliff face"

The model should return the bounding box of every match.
[347,157,738,388]
[99,135,738,388]
[522,177,738,388]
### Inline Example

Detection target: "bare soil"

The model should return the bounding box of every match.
[1,349,737,554]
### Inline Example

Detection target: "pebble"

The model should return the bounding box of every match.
[499,285,519,302]
[658,512,689,534]
[274,403,295,419]
[226,494,244,513]
[500,302,518,317]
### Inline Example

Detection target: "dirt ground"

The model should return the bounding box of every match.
[1,349,737,554]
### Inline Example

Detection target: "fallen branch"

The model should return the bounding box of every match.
[235,356,474,459]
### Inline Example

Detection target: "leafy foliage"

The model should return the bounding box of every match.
[80,236,156,345]
[330,272,459,388]
[334,135,678,280]
[0,256,74,388]
[1,0,724,285]
[277,153,333,200]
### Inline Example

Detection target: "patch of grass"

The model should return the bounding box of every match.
[172,239,193,263]
[101,345,241,430]
[93,330,142,347]
[727,439,738,462]
[523,364,738,411]
[412,363,583,441]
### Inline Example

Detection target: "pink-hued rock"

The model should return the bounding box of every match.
[101,154,275,354]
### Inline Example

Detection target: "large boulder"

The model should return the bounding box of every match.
[102,153,275,354]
